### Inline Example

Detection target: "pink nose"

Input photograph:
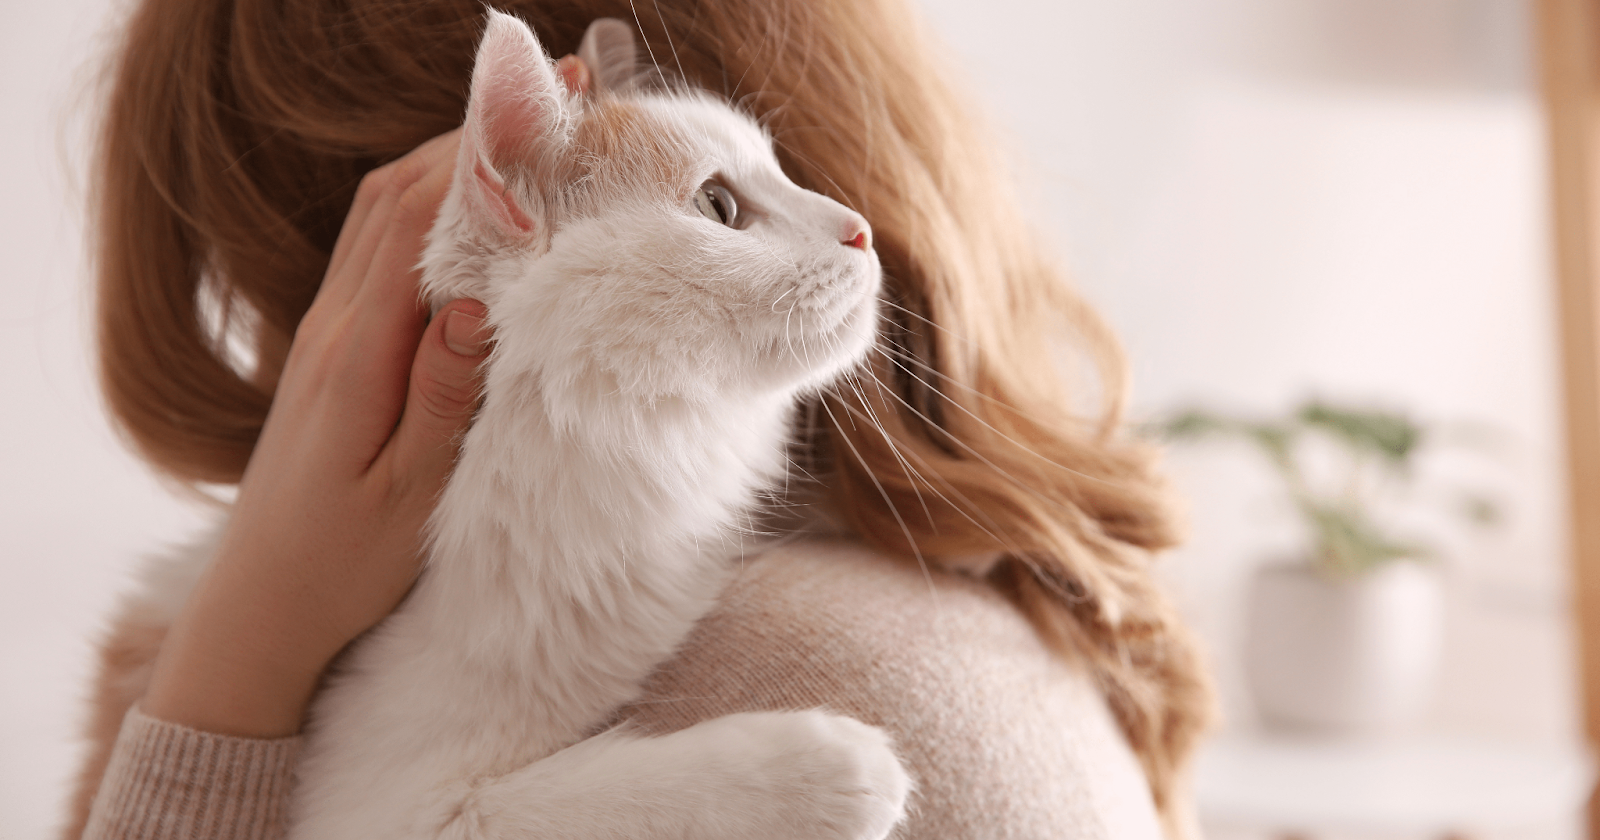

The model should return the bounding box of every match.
[842,217,872,251]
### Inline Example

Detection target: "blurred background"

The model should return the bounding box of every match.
[0,0,1584,838]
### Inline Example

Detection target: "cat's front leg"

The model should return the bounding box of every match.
[436,710,911,840]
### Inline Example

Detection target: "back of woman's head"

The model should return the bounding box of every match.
[97,0,1213,827]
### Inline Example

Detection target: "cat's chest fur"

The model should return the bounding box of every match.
[304,383,793,777]
[407,375,795,709]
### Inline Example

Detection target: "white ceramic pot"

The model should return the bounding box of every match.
[1244,561,1443,734]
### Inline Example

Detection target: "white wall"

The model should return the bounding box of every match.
[0,0,1577,837]
[0,1,211,837]
[912,0,1581,789]
[910,2,1579,835]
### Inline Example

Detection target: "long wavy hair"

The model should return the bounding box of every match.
[95,0,1213,829]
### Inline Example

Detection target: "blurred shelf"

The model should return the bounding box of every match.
[1195,734,1594,838]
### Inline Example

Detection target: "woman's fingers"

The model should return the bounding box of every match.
[262,125,478,495]
[326,144,462,437]
[324,166,388,288]
[380,298,492,491]
[320,130,463,315]
[296,131,463,459]
[317,165,400,315]
[355,141,459,321]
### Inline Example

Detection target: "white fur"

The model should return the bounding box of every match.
[272,11,908,839]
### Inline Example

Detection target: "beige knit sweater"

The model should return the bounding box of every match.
[79,539,1167,840]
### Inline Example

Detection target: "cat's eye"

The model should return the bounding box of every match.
[693,183,737,227]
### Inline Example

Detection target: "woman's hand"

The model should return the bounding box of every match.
[141,129,488,738]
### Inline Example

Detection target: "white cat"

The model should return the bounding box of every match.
[282,11,909,840]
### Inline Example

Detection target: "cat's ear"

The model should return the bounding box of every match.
[459,10,570,239]
[577,18,640,93]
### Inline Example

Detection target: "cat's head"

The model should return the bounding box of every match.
[421,11,880,409]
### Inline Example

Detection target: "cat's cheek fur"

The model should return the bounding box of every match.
[544,217,753,403]
[478,211,859,405]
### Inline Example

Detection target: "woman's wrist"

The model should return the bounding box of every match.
[141,640,319,739]
[141,556,341,738]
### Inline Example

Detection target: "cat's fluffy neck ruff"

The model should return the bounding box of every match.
[422,367,793,645]
[386,360,791,738]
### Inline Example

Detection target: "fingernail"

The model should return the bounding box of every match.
[444,310,490,357]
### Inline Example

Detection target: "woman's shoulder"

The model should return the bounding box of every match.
[620,537,1167,840]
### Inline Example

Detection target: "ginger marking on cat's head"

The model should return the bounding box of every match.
[422,11,881,413]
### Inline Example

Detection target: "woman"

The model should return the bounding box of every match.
[68,0,1212,836]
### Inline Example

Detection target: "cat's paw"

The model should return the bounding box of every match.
[697,710,911,840]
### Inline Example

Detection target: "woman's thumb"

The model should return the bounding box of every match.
[389,299,492,482]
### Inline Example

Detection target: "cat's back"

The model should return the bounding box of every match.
[618,538,1168,840]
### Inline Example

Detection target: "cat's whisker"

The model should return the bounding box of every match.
[648,0,688,85]
[752,7,789,112]
[781,454,820,486]
[877,295,981,353]
[782,299,800,367]
[751,97,793,131]
[854,86,877,218]
[727,62,757,107]
[837,374,936,532]
[869,321,1124,471]
[835,374,1024,558]
[863,377,1023,550]
[818,398,937,601]
[869,335,1044,421]
[854,350,1086,516]
[870,332,1104,455]
[626,1,667,83]
[867,344,1116,488]
[876,300,1099,440]
[777,295,815,371]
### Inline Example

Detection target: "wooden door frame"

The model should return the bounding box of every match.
[1536,0,1600,834]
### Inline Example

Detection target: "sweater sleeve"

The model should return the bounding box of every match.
[81,706,301,840]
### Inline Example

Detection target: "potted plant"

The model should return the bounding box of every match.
[1160,400,1498,734]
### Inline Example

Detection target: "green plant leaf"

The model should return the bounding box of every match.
[1247,424,1293,471]
[1153,399,1501,575]
[1155,409,1239,440]
[1298,401,1422,467]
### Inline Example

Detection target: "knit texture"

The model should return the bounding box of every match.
[619,538,1165,839]
[82,707,299,840]
[78,539,1164,839]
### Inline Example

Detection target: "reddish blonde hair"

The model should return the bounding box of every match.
[95,0,1213,827]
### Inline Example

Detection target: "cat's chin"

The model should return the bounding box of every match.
[750,292,880,395]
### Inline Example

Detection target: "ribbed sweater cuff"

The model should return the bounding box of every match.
[82,705,301,840]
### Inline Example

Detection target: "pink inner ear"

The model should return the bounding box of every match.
[463,13,565,239]
[472,155,536,235]
[478,66,549,167]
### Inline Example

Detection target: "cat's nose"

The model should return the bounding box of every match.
[841,216,872,251]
